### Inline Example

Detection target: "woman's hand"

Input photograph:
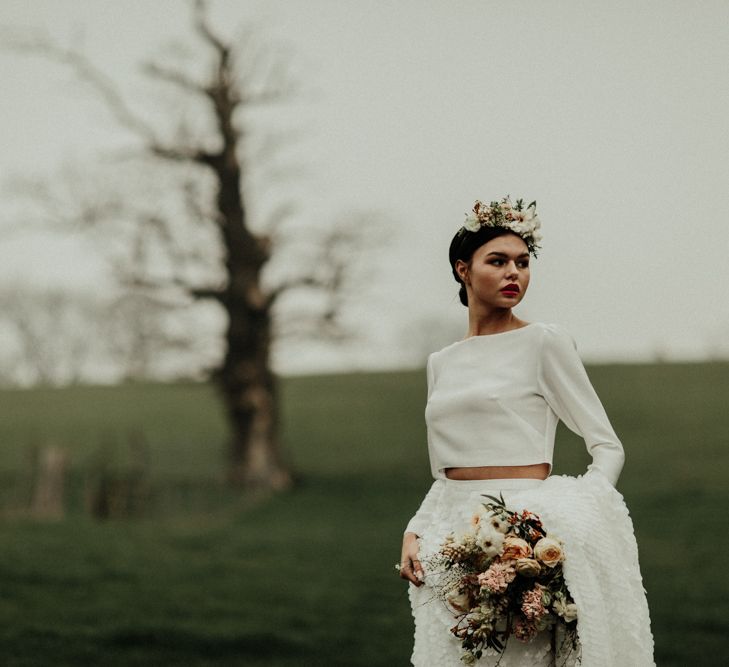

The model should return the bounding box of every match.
[400,532,425,586]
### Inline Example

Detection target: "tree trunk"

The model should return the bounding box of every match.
[218,330,291,490]
[212,152,292,491]
[217,267,292,490]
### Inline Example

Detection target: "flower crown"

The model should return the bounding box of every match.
[460,196,543,257]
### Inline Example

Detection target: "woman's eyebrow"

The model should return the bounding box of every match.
[486,251,530,258]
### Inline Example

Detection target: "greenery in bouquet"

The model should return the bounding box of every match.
[422,492,579,664]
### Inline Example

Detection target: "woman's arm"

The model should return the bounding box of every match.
[403,479,445,537]
[537,323,625,486]
[404,353,444,537]
[400,479,445,586]
[400,353,443,586]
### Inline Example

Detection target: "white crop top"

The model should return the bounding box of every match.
[405,322,625,536]
[426,321,624,483]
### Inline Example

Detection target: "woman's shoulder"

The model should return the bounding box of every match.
[539,322,579,348]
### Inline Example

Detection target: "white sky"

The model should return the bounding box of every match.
[1,0,728,374]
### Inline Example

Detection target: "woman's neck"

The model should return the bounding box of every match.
[466,310,524,336]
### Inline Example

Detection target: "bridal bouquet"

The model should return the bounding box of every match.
[423,493,579,664]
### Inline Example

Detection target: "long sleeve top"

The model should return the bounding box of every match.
[405,321,625,536]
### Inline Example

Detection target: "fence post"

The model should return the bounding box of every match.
[30,444,68,519]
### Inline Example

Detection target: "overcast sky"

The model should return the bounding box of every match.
[2,0,728,375]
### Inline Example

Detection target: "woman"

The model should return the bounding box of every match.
[399,197,654,666]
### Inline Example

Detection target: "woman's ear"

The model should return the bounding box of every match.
[455,259,469,284]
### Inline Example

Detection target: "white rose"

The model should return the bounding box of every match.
[463,214,481,232]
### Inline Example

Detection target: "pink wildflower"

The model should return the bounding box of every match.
[513,615,538,642]
[521,584,547,621]
[477,561,516,594]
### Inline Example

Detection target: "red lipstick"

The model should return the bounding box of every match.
[501,283,520,294]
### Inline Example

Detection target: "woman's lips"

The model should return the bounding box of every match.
[501,287,520,295]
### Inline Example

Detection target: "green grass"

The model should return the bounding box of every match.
[0,362,727,665]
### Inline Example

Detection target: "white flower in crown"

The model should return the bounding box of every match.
[460,195,543,257]
[463,213,481,232]
[523,206,541,228]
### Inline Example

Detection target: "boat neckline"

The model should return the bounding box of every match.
[438,322,540,352]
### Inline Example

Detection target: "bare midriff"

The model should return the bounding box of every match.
[444,462,550,480]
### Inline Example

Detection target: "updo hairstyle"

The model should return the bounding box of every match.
[448,227,525,307]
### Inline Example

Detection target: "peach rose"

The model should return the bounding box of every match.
[501,536,533,561]
[533,536,564,568]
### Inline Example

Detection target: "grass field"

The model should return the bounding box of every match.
[0,361,728,665]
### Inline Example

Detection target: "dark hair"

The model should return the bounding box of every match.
[448,227,527,307]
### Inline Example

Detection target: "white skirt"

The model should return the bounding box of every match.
[408,477,582,667]
[409,473,655,667]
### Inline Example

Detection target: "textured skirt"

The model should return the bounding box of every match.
[408,477,582,667]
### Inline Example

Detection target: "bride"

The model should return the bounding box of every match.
[398,197,654,666]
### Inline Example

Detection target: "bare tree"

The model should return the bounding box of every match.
[2,0,386,490]
[0,284,99,386]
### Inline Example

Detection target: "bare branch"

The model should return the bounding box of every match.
[0,285,100,386]
[107,218,226,305]
[150,144,219,166]
[141,60,207,95]
[5,31,157,141]
[267,275,327,302]
[2,166,126,235]
[2,28,223,168]
[119,276,225,304]
[261,200,298,243]
[267,208,392,346]
[192,0,229,56]
[235,32,303,106]
[272,307,361,344]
